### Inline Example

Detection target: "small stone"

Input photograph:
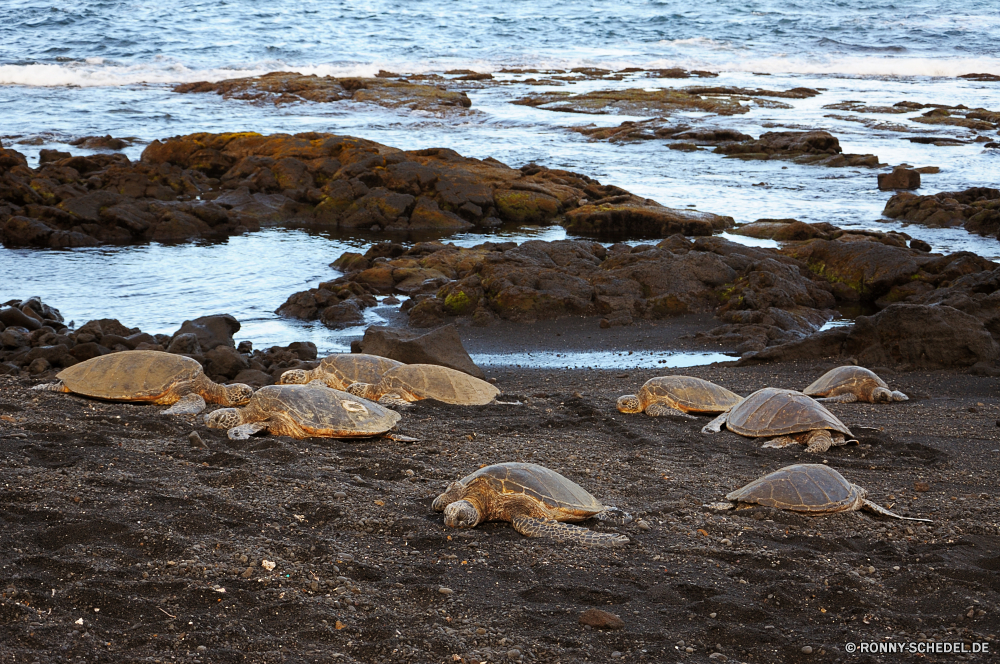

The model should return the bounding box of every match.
[261,560,276,571]
[599,318,611,329]
[709,612,717,618]
[709,654,727,661]
[801,646,814,654]
[867,566,875,574]
[196,646,207,652]
[476,627,487,635]
[579,608,624,630]
[914,481,930,492]
[439,587,454,595]
[188,431,207,448]
[611,652,623,659]
[506,649,521,660]
[636,520,650,531]
[721,538,732,545]
[241,567,253,578]
[685,647,694,653]
[334,491,347,500]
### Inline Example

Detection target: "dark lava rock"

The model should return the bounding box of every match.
[715,130,881,168]
[171,314,240,351]
[356,325,485,378]
[883,187,1000,238]
[878,166,921,191]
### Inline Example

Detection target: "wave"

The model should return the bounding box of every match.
[2,52,1000,88]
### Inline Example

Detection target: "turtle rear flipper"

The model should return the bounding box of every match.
[32,381,69,393]
[227,422,269,440]
[701,412,728,434]
[761,435,802,450]
[162,394,207,415]
[862,499,932,522]
[511,516,628,546]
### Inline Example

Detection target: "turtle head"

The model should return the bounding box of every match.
[205,408,243,430]
[891,390,908,402]
[443,500,481,529]
[346,382,377,400]
[432,481,465,512]
[279,369,309,385]
[616,394,642,414]
[222,383,254,406]
[870,387,893,403]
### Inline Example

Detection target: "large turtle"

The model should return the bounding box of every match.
[278,353,403,390]
[32,350,252,415]
[708,464,931,522]
[701,387,857,453]
[432,462,630,545]
[617,375,742,419]
[347,364,499,406]
[204,383,401,440]
[804,366,908,404]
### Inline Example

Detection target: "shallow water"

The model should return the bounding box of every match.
[472,350,736,369]
[2,1,1000,350]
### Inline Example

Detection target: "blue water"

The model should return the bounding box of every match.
[2,1,1000,356]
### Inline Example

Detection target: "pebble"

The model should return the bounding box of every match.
[196,646,207,652]
[721,538,732,546]
[611,652,623,659]
[709,654,726,661]
[261,560,276,571]
[506,649,521,660]
[709,612,717,618]
[188,431,207,449]
[439,587,454,595]
[801,646,814,654]
[636,519,650,531]
[578,608,625,630]
[476,628,487,635]
[334,491,347,500]
[685,647,694,653]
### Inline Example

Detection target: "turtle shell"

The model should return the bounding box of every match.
[460,462,603,518]
[319,354,404,389]
[726,463,865,513]
[639,375,742,414]
[251,384,400,437]
[725,387,852,437]
[803,366,887,398]
[56,350,202,401]
[378,364,500,405]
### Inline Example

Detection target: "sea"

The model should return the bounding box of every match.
[2,0,999,360]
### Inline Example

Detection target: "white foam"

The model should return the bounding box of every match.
[2,52,999,88]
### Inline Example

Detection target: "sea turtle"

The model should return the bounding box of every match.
[708,463,931,522]
[701,387,857,453]
[204,383,401,440]
[278,353,403,390]
[803,366,908,404]
[617,375,742,419]
[32,350,252,414]
[346,364,500,407]
[432,462,630,545]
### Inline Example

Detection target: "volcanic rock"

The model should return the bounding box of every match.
[356,325,484,378]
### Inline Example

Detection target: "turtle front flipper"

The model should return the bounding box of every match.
[862,499,932,523]
[378,393,413,409]
[511,516,628,546]
[227,422,269,440]
[645,403,695,419]
[594,506,633,525]
[162,394,207,415]
[32,380,70,393]
[701,412,728,434]
[813,393,858,404]
[761,435,803,450]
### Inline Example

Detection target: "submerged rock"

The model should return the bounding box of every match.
[714,130,882,168]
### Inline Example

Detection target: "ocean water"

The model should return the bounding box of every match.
[2,0,999,356]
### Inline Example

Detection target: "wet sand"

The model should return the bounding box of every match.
[0,317,998,663]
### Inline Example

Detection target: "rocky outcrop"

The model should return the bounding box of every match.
[714,131,881,168]
[563,197,734,237]
[174,71,472,113]
[878,166,921,191]
[352,325,484,378]
[739,304,999,369]
[882,187,1000,238]
[2,131,707,247]
[515,85,818,117]
[282,236,839,352]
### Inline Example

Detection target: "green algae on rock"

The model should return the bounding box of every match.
[174,71,472,113]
